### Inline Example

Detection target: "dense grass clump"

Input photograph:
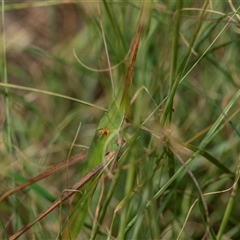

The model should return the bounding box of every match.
[1,1,240,239]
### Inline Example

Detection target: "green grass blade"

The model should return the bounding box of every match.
[216,166,239,240]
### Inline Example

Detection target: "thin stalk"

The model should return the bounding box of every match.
[216,165,239,240]
[1,0,12,154]
[0,82,107,111]
[1,0,14,235]
[117,149,136,239]
[168,0,182,123]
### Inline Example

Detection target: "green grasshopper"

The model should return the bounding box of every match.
[60,3,149,238]
[61,100,126,239]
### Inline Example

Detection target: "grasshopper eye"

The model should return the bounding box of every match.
[98,128,110,139]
